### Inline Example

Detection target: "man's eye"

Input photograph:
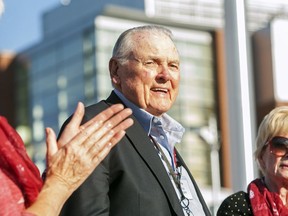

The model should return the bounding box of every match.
[170,64,179,69]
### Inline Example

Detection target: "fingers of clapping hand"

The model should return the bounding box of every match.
[85,116,133,164]
[90,130,127,162]
[68,105,133,158]
[45,127,58,165]
[57,102,85,148]
[81,104,130,129]
[58,103,130,149]
[45,105,133,190]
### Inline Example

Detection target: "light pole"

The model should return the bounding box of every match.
[198,115,221,215]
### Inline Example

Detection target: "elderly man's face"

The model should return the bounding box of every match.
[111,32,180,116]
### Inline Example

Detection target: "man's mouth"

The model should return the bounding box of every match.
[151,88,168,93]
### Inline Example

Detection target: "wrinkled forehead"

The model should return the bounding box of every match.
[131,31,179,55]
[131,30,173,42]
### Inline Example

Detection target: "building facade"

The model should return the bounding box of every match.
[0,53,32,153]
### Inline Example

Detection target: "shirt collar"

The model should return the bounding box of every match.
[113,89,152,134]
[113,89,185,144]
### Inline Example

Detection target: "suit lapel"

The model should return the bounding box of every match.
[106,92,184,216]
[175,150,211,215]
[126,118,185,216]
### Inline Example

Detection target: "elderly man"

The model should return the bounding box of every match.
[60,25,211,216]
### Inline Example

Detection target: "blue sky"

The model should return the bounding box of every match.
[0,0,63,52]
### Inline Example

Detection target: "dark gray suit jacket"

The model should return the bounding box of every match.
[59,91,211,216]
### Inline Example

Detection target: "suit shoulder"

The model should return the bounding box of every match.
[84,100,109,115]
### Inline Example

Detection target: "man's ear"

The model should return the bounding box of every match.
[109,58,120,86]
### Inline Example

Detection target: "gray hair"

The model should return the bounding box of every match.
[112,25,175,64]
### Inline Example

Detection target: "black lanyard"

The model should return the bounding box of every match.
[150,136,193,216]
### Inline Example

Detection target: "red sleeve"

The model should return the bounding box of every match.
[0,169,35,215]
[0,116,43,208]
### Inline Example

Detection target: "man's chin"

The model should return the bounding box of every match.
[147,107,171,116]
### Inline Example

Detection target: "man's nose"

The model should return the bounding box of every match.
[156,65,171,82]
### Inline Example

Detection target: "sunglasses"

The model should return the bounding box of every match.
[266,136,288,157]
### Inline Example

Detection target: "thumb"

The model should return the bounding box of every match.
[45,127,58,165]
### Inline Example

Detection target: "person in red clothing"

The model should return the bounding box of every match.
[0,102,133,216]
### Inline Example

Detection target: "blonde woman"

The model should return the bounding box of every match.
[217,106,288,215]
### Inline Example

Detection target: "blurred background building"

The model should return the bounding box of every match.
[1,0,288,214]
[0,52,32,154]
